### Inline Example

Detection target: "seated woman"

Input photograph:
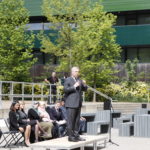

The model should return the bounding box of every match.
[17,101,39,143]
[28,101,53,139]
[9,101,31,147]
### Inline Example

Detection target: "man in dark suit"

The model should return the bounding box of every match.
[46,101,66,137]
[64,67,87,142]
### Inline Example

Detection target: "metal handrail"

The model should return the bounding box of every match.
[0,81,63,109]
[87,85,113,101]
[0,80,113,109]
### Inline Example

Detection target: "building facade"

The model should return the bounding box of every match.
[24,0,150,80]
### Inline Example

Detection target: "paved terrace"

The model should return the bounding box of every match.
[1,101,150,150]
[1,129,150,150]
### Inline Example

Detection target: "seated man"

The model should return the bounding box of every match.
[60,100,86,135]
[46,101,66,137]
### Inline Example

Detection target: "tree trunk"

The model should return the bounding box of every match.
[92,84,96,102]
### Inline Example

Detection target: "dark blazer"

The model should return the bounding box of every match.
[28,108,41,121]
[64,77,87,108]
[46,106,64,121]
[9,111,20,131]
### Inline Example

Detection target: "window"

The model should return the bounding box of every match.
[44,53,51,64]
[126,14,137,25]
[126,48,138,60]
[121,47,150,63]
[34,52,44,64]
[139,48,150,62]
[120,48,126,62]
[138,14,150,24]
[114,11,150,26]
[116,16,125,26]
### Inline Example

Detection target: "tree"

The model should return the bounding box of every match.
[125,58,139,86]
[41,0,121,101]
[0,0,36,81]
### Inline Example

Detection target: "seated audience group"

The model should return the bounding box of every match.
[8,100,86,146]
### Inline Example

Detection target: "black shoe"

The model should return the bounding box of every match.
[76,136,86,141]
[68,136,78,142]
[73,132,86,141]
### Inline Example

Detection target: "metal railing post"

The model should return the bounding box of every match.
[32,83,34,104]
[10,82,14,102]
[49,84,52,104]
[22,82,24,101]
[147,88,150,103]
[93,91,96,102]
[41,84,43,101]
[57,84,59,100]
[83,92,85,102]
[0,82,2,109]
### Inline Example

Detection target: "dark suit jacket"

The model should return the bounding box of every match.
[46,106,64,121]
[64,77,87,108]
[28,108,41,122]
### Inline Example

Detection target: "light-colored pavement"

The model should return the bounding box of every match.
[104,129,150,150]
[1,129,150,150]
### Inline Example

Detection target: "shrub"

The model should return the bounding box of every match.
[101,81,149,102]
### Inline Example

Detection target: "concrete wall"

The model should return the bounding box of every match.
[1,101,150,118]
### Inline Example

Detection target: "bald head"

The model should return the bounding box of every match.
[71,67,80,78]
[52,72,56,77]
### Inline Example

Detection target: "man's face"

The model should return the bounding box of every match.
[55,102,61,109]
[72,68,79,78]
[61,101,65,106]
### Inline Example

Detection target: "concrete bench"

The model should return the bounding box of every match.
[113,117,131,129]
[111,111,121,127]
[135,108,150,115]
[81,113,96,122]
[30,135,107,150]
[119,122,134,137]
[87,121,109,135]
[134,114,150,137]
[87,110,110,135]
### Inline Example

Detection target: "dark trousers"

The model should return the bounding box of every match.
[66,107,81,137]
[79,119,86,133]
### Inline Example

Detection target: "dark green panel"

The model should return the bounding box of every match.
[24,0,42,16]
[32,24,150,48]
[115,24,150,46]
[24,0,150,17]
[102,0,150,12]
